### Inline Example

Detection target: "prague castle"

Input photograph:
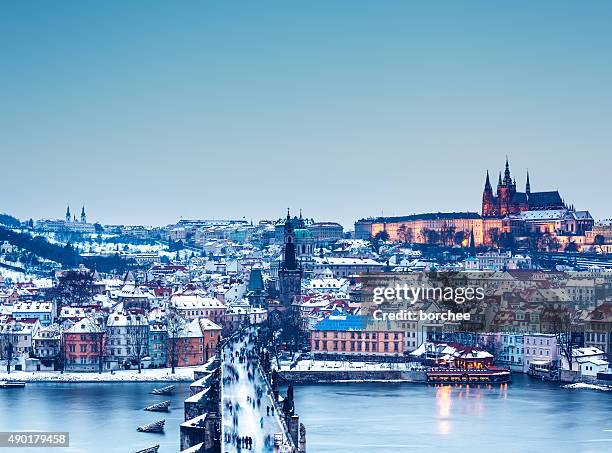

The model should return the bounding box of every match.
[355,158,594,248]
[482,158,565,217]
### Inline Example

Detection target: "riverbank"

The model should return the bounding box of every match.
[0,366,199,382]
[278,359,428,383]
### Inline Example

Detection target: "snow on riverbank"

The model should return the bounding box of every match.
[0,367,200,383]
[278,359,424,373]
[563,382,612,391]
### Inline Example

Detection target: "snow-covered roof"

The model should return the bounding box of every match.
[313,257,383,266]
[171,294,226,310]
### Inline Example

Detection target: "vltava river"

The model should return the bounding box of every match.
[0,382,190,452]
[289,374,612,453]
[1,375,611,452]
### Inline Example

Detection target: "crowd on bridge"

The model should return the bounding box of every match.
[222,329,283,452]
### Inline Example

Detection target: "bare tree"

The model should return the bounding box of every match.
[421,228,440,245]
[127,311,149,373]
[0,328,14,374]
[84,316,108,374]
[57,331,66,374]
[440,225,456,246]
[370,230,389,254]
[593,234,606,254]
[548,307,577,371]
[487,227,500,247]
[481,335,503,364]
[167,307,187,374]
[50,269,94,307]
[397,224,413,244]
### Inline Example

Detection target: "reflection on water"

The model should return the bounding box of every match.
[435,385,451,435]
[289,374,612,453]
[1,377,611,453]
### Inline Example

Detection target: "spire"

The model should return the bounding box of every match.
[484,171,492,192]
[80,205,86,223]
[66,205,71,223]
[468,228,476,257]
[503,157,512,185]
[498,171,502,186]
[525,170,531,194]
[286,208,290,222]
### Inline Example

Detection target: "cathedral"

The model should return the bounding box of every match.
[482,159,566,218]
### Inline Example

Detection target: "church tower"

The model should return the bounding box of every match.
[81,205,86,224]
[497,158,516,216]
[525,170,531,195]
[65,205,71,223]
[278,209,302,308]
[481,171,496,217]
[247,267,267,308]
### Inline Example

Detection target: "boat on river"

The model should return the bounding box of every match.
[149,385,175,395]
[133,445,160,453]
[144,401,170,412]
[427,367,511,384]
[137,420,165,433]
[0,381,26,388]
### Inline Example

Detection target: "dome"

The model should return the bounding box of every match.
[293,228,313,239]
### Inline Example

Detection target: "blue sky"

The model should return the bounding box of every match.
[1,1,610,228]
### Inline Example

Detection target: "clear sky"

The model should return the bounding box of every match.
[1,1,611,228]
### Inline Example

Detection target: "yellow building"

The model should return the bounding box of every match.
[359,212,503,246]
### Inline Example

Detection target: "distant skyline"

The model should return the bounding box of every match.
[1,1,611,228]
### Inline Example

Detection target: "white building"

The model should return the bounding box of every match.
[106,310,149,370]
[562,346,610,377]
[464,251,532,271]
[11,301,55,326]
[303,270,349,294]
[171,294,227,326]
[312,257,384,278]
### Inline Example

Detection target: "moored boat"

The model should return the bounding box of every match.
[0,381,26,388]
[427,367,511,384]
[137,420,165,433]
[133,445,160,453]
[149,385,175,395]
[144,401,170,412]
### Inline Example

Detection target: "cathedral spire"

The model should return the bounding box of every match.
[525,170,531,194]
[484,171,492,192]
[468,228,476,257]
[66,204,71,223]
[498,171,502,187]
[503,157,512,185]
[81,205,86,223]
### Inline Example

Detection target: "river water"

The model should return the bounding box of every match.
[0,382,191,453]
[290,374,612,453]
[0,375,611,452]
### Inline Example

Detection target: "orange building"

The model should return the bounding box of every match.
[63,318,106,372]
[359,213,503,247]
[311,312,404,357]
[168,318,222,367]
